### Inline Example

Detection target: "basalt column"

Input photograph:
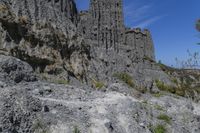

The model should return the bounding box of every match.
[89,0,125,51]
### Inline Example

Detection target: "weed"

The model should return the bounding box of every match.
[153,124,166,133]
[73,126,81,133]
[113,72,135,88]
[172,78,178,84]
[157,114,171,124]
[54,79,69,85]
[154,104,165,111]
[155,80,175,93]
[155,80,187,96]
[153,93,164,98]
[91,78,105,89]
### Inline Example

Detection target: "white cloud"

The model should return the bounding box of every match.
[134,15,166,28]
[124,0,166,28]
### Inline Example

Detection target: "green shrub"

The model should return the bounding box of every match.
[143,56,155,62]
[137,86,147,93]
[155,80,184,96]
[95,81,105,89]
[153,93,164,98]
[153,124,166,133]
[54,79,69,85]
[73,126,80,133]
[154,104,165,111]
[91,78,105,89]
[172,78,178,84]
[155,80,174,93]
[157,114,171,124]
[113,72,135,88]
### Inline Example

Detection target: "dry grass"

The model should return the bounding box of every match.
[113,72,135,88]
[0,4,7,11]
[91,78,105,89]
[18,16,28,24]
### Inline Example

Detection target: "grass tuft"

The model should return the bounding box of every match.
[153,124,166,133]
[157,114,171,124]
[73,126,81,133]
[113,72,135,88]
[91,78,105,89]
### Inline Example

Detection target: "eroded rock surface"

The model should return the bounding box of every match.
[0,0,200,133]
[0,0,90,83]
[0,55,199,133]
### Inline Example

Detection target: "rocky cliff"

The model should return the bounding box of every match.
[0,0,200,133]
[0,0,90,83]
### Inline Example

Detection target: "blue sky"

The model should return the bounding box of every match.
[75,0,200,66]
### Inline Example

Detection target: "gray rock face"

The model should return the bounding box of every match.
[0,1,200,132]
[78,0,154,61]
[0,0,90,82]
[79,0,124,51]
[0,0,164,88]
[125,28,155,60]
[1,0,78,27]
[76,0,160,89]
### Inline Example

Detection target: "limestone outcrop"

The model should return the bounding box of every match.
[0,0,161,88]
[78,0,155,60]
[0,0,200,133]
[77,0,161,89]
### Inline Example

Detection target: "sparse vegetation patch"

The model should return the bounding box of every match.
[73,126,81,133]
[153,124,166,133]
[91,78,105,89]
[113,72,135,88]
[157,114,171,124]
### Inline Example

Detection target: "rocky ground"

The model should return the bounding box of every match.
[0,55,200,133]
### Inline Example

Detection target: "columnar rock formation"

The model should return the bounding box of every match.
[124,28,155,60]
[79,0,155,60]
[79,0,124,51]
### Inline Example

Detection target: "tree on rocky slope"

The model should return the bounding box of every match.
[196,19,200,32]
[196,19,200,45]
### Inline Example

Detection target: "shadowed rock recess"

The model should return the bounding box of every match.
[0,0,200,133]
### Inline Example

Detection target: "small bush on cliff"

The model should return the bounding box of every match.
[196,19,200,32]
[113,72,135,88]
[157,114,171,124]
[154,104,165,111]
[91,78,105,89]
[153,124,166,133]
[73,126,80,133]
[155,80,176,94]
[54,79,69,85]
[155,79,200,99]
